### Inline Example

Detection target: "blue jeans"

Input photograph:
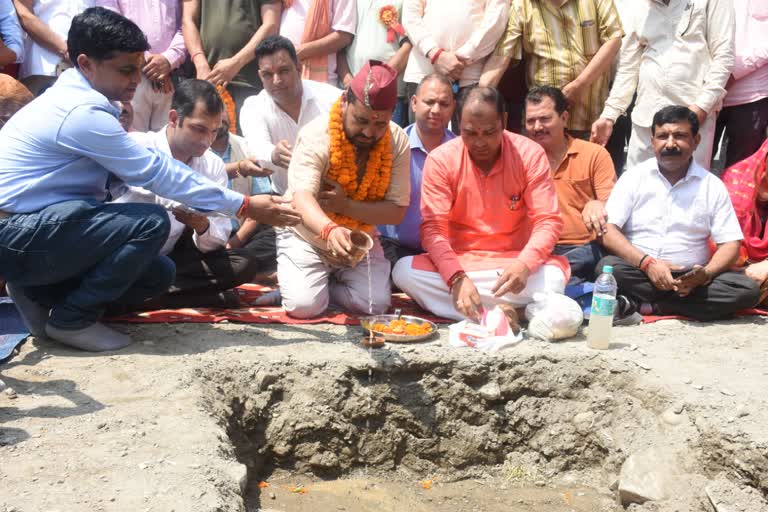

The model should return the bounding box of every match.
[0,199,175,329]
[553,241,605,284]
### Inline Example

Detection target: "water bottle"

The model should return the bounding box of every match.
[587,265,617,350]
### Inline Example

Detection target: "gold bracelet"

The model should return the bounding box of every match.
[236,160,243,177]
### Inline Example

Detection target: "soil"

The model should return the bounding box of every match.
[1,317,767,512]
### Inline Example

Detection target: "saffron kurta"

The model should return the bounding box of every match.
[415,130,569,283]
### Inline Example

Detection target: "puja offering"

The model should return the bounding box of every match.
[361,310,437,343]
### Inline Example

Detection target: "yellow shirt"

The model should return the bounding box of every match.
[495,0,624,131]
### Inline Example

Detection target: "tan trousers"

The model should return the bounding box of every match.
[131,75,173,132]
[276,229,392,319]
[392,257,566,321]
[626,114,716,171]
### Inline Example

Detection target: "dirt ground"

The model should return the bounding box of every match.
[1,317,767,512]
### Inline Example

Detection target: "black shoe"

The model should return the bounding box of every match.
[615,295,638,319]
[613,295,644,326]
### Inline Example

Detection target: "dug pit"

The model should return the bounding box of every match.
[199,351,711,511]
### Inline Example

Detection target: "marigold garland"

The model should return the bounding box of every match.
[325,97,392,232]
[217,85,237,134]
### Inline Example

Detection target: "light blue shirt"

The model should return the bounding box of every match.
[0,0,23,63]
[0,68,244,215]
[378,124,455,250]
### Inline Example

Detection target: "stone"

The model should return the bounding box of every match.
[223,462,248,494]
[618,448,677,506]
[309,452,340,470]
[4,388,17,399]
[661,407,684,426]
[477,382,501,401]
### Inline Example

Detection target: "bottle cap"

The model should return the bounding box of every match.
[602,265,614,274]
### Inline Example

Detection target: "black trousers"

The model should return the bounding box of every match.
[714,97,768,169]
[380,236,422,269]
[597,255,761,321]
[242,224,277,273]
[152,228,261,308]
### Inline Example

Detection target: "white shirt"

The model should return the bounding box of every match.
[601,0,735,127]
[20,0,94,78]
[114,128,232,256]
[346,0,403,76]
[279,0,357,84]
[402,0,510,87]
[606,158,743,270]
[724,0,768,107]
[240,79,342,195]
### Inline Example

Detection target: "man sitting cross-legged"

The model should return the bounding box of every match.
[524,86,616,284]
[393,86,568,321]
[112,79,261,309]
[280,60,411,318]
[599,106,761,321]
[0,8,300,352]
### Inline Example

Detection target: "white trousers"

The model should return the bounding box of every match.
[392,257,566,321]
[276,230,392,319]
[131,75,173,132]
[626,114,716,171]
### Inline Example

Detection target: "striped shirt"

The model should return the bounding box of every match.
[494,0,624,131]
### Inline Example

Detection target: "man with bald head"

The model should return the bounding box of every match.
[393,86,567,321]
[0,74,33,127]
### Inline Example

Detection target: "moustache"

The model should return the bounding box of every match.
[660,147,682,157]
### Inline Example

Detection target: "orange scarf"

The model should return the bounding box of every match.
[283,0,331,82]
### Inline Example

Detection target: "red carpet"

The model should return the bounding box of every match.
[107,284,768,326]
[107,284,453,325]
[642,308,768,324]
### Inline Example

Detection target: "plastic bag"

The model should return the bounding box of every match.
[448,305,523,352]
[524,292,584,341]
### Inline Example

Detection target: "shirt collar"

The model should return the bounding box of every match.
[58,68,121,117]
[565,135,580,155]
[156,125,203,168]
[649,157,707,182]
[406,123,454,153]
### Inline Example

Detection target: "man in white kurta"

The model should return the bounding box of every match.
[114,81,260,308]
[591,0,735,170]
[235,36,341,284]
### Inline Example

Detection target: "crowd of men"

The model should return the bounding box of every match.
[0,1,767,352]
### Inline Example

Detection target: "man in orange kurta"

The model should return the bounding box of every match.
[393,86,568,321]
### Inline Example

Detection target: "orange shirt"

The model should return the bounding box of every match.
[416,131,567,283]
[552,137,616,245]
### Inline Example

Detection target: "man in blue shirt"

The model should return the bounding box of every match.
[378,73,456,267]
[0,7,300,352]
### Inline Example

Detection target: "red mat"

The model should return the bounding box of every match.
[107,284,453,325]
[642,308,768,324]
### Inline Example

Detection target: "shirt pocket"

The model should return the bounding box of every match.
[563,177,594,208]
[580,18,600,57]
[677,1,706,37]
